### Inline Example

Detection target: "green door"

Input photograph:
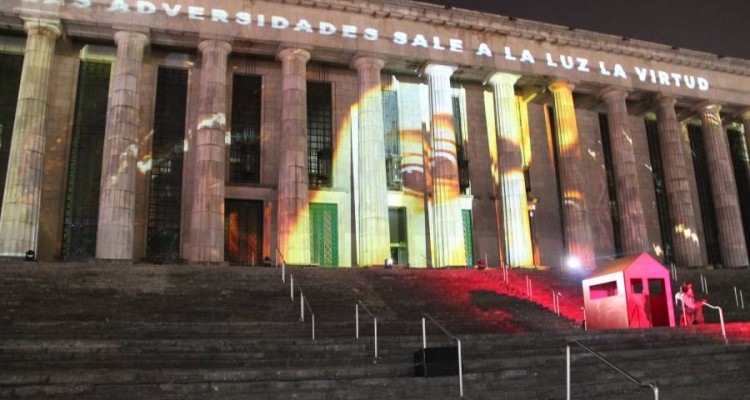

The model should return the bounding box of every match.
[310,203,338,266]
[462,209,474,266]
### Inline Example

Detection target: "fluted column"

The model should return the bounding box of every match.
[600,88,649,255]
[0,20,60,257]
[188,39,231,263]
[654,96,703,266]
[277,48,311,265]
[741,109,750,164]
[548,80,595,269]
[488,72,533,267]
[424,64,466,267]
[353,56,390,266]
[96,31,149,260]
[697,104,748,267]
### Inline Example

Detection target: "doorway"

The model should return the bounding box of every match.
[224,199,263,265]
[310,203,338,266]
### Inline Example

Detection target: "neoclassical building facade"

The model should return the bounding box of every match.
[0,0,748,269]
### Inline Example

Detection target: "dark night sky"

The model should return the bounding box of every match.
[420,0,750,60]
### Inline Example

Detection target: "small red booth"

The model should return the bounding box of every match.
[582,253,675,330]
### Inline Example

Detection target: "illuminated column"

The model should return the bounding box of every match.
[697,104,749,267]
[95,31,149,260]
[741,109,750,163]
[188,39,231,263]
[0,20,60,257]
[277,48,311,265]
[424,64,467,267]
[654,96,702,267]
[600,88,649,255]
[353,56,390,266]
[488,73,533,267]
[548,80,595,269]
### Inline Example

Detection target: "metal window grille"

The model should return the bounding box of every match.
[598,113,623,256]
[147,67,187,261]
[644,119,674,264]
[63,61,111,258]
[307,81,333,189]
[727,129,750,256]
[687,124,721,264]
[382,75,402,190]
[452,89,471,194]
[229,74,262,183]
[0,53,23,218]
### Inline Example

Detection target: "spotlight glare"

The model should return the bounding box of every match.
[565,256,581,269]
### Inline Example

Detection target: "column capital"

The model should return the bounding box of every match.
[114,31,150,47]
[351,55,385,72]
[487,72,521,87]
[693,101,721,115]
[599,87,628,103]
[423,63,456,78]
[22,19,61,39]
[548,79,573,93]
[277,47,311,64]
[653,94,677,108]
[199,39,232,56]
[738,107,750,120]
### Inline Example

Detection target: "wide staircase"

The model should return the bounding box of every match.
[1,262,749,399]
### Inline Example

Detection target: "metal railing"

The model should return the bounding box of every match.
[275,247,286,282]
[356,300,378,358]
[734,286,745,309]
[289,274,315,340]
[702,302,727,345]
[566,340,659,400]
[552,290,587,330]
[509,271,586,330]
[422,314,463,397]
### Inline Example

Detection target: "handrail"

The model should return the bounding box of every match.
[702,302,728,345]
[506,271,586,330]
[422,314,463,397]
[554,291,585,316]
[567,340,658,400]
[275,247,286,282]
[289,274,315,340]
[356,300,378,358]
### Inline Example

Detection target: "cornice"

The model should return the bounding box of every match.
[269,0,750,76]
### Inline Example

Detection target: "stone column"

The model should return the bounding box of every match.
[188,39,231,263]
[488,72,533,267]
[0,20,60,257]
[96,31,149,260]
[741,109,750,164]
[424,64,467,267]
[600,88,649,255]
[548,80,595,269]
[277,48,311,265]
[697,104,749,267]
[353,56,390,266]
[654,96,703,267]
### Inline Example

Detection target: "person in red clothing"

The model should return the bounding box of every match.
[681,282,706,324]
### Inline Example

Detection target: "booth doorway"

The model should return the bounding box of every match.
[648,278,670,327]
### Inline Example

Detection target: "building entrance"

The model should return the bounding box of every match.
[224,200,263,265]
[310,203,338,266]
